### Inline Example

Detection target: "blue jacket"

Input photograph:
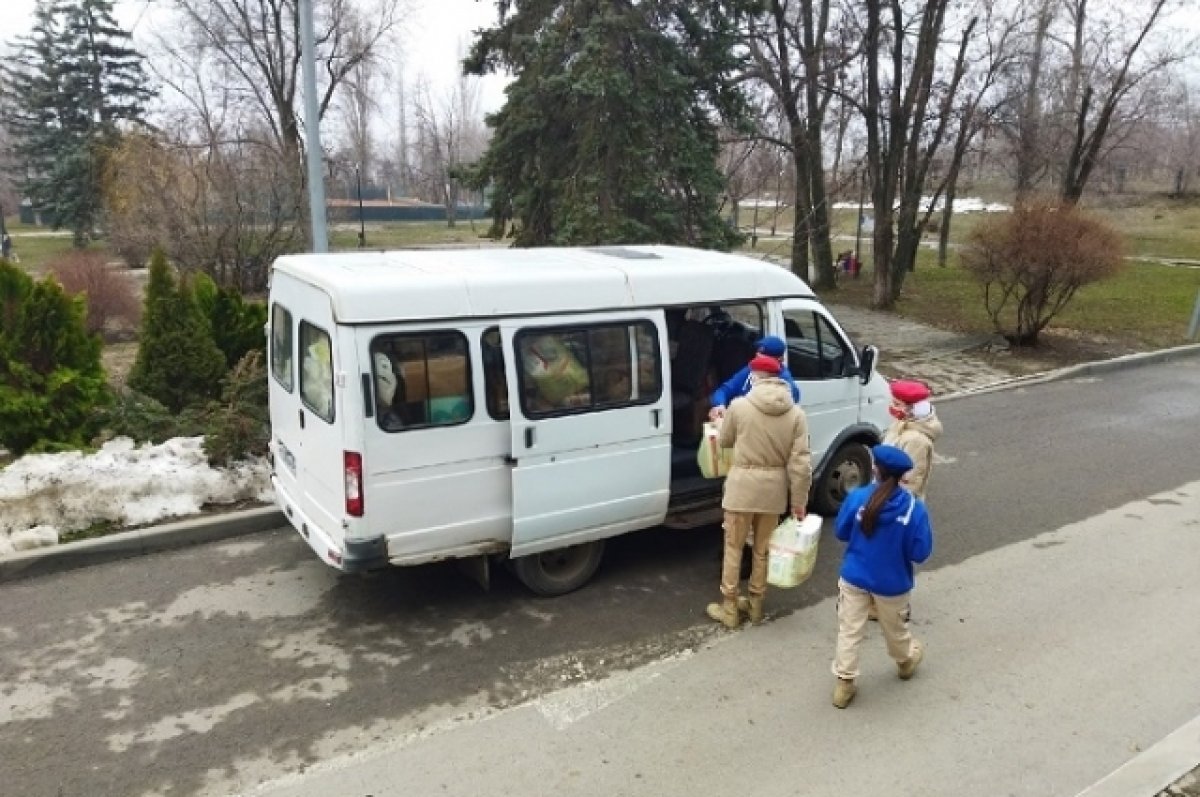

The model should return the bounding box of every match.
[711,365,800,408]
[834,483,933,597]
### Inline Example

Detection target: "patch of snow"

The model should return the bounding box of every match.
[831,196,1012,213]
[0,436,272,555]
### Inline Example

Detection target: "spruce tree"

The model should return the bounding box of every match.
[0,260,108,455]
[0,0,152,246]
[128,250,227,414]
[465,0,754,249]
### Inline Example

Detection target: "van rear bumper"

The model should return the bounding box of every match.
[271,475,388,573]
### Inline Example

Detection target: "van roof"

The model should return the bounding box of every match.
[272,244,815,323]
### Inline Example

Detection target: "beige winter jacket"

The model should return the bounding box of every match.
[718,377,812,515]
[881,411,943,499]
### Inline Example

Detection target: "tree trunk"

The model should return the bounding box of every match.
[791,156,812,281]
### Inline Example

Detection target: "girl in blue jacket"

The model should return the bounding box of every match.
[830,444,933,709]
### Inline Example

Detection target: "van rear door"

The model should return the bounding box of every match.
[500,312,671,557]
[283,284,348,546]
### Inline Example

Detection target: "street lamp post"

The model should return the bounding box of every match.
[355,164,366,248]
[299,0,328,253]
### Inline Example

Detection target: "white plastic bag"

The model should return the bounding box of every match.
[767,513,823,588]
[697,421,734,479]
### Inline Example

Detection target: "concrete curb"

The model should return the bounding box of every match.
[1072,713,1200,797]
[938,341,1200,402]
[0,505,284,584]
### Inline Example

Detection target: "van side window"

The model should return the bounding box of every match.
[299,321,335,421]
[515,321,662,418]
[783,309,852,379]
[371,331,473,431]
[481,327,509,420]
[270,304,293,391]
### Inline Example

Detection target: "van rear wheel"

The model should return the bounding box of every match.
[512,540,606,597]
[813,442,872,516]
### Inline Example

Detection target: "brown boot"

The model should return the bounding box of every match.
[898,641,924,680]
[832,678,857,709]
[706,597,741,629]
[736,596,765,625]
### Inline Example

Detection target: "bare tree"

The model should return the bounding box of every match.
[860,0,976,308]
[1057,0,1180,202]
[339,57,379,181]
[747,0,854,289]
[935,0,1021,267]
[164,0,403,239]
[410,63,485,227]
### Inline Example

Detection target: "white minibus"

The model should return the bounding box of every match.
[267,245,892,595]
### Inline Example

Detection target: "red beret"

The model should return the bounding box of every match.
[889,379,930,404]
[749,354,782,375]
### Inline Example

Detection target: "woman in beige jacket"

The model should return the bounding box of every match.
[706,355,813,629]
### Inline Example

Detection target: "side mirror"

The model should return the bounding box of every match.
[857,345,878,385]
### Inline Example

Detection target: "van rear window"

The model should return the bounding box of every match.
[299,322,335,422]
[270,304,293,391]
[370,331,473,431]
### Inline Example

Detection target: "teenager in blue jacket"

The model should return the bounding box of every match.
[708,335,800,420]
[830,444,933,709]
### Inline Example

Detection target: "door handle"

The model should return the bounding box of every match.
[652,408,662,428]
[298,409,305,429]
[524,426,535,449]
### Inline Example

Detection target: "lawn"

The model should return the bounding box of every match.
[823,249,1200,351]
[328,219,498,250]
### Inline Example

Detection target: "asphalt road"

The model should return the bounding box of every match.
[2,355,1198,797]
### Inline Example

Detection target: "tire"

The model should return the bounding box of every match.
[511,540,606,597]
[812,441,872,516]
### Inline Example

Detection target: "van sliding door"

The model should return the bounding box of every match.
[500,312,672,557]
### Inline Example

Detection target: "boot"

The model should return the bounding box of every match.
[736,595,765,625]
[897,641,924,680]
[832,678,857,709]
[706,597,741,630]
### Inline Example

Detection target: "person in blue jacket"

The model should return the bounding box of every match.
[708,335,800,420]
[830,444,933,709]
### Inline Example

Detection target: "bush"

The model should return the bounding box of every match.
[48,249,142,340]
[199,350,269,467]
[0,260,109,456]
[127,250,227,413]
[960,200,1125,346]
[192,273,267,369]
[93,387,204,445]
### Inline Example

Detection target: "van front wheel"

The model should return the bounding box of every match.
[512,540,606,597]
[813,442,873,516]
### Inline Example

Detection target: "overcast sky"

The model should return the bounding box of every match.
[1,0,512,111]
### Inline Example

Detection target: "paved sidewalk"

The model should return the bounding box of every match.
[825,301,1012,396]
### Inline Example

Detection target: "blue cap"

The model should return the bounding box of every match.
[872,444,914,476]
[758,335,787,358]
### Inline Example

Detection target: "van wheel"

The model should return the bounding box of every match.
[512,540,606,597]
[813,442,872,516]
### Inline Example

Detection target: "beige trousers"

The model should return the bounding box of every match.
[832,578,919,680]
[720,511,778,600]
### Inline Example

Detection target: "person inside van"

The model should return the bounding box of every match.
[708,335,800,421]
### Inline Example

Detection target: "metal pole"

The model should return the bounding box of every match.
[299,0,328,253]
[1188,289,1200,341]
[356,165,366,248]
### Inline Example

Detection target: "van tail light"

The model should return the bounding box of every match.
[344,451,364,517]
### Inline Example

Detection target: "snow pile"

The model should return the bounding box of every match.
[831,196,1011,213]
[0,437,273,556]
